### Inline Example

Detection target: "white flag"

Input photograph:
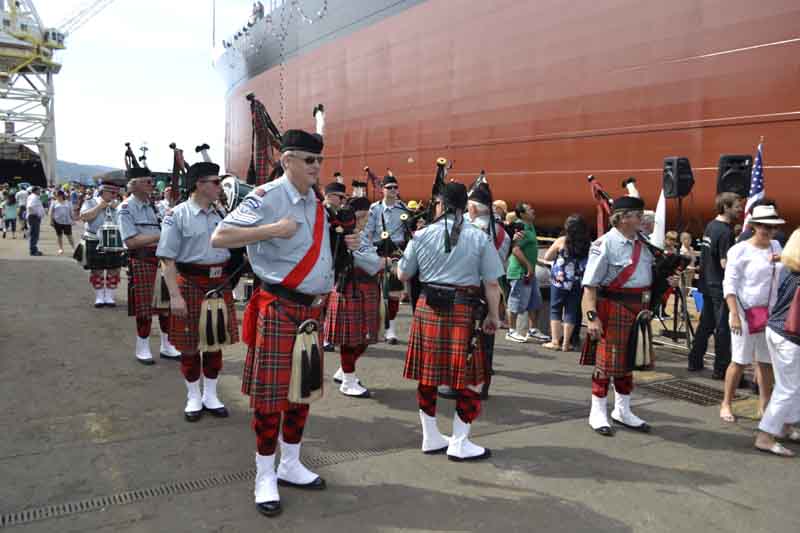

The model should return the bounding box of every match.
[651,189,666,248]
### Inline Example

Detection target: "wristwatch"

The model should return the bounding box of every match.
[586,310,598,322]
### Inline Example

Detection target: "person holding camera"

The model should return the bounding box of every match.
[505,202,548,343]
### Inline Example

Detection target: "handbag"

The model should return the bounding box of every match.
[783,285,800,336]
[739,244,776,335]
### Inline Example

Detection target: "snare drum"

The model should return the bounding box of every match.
[84,237,126,270]
[99,221,125,252]
[221,175,254,213]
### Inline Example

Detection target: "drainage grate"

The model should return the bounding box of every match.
[0,446,402,529]
[641,379,742,406]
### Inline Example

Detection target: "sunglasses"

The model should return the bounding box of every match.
[199,178,222,186]
[384,185,398,190]
[291,155,324,165]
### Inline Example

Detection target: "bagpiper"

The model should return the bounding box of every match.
[156,161,239,422]
[324,196,383,397]
[580,195,657,436]
[118,167,181,364]
[398,181,504,461]
[211,129,360,517]
[78,180,125,307]
[362,173,407,344]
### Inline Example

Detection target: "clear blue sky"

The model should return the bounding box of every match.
[37,0,254,171]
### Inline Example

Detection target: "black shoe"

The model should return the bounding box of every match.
[277,476,326,490]
[202,404,229,418]
[613,417,652,433]
[159,352,181,360]
[184,410,203,422]
[711,370,725,380]
[447,448,492,462]
[323,342,335,352]
[256,501,282,517]
[136,357,155,366]
[94,302,104,309]
[386,338,398,345]
[30,251,43,256]
[103,302,117,308]
[594,426,614,437]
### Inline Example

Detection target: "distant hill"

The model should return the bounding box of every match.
[56,160,120,183]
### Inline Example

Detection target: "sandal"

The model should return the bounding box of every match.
[755,442,795,457]
[779,428,800,442]
[561,344,574,352]
[719,410,736,423]
[542,341,561,350]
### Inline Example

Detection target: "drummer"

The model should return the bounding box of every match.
[79,180,125,308]
[118,168,181,364]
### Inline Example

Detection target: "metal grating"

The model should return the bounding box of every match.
[0,446,402,529]
[641,379,742,406]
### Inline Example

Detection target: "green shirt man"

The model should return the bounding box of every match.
[506,221,538,280]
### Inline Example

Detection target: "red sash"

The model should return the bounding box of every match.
[608,239,642,290]
[494,223,505,251]
[242,201,326,346]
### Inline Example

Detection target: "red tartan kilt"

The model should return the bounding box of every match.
[128,256,162,318]
[242,298,325,413]
[323,277,380,346]
[168,272,239,353]
[403,295,486,388]
[579,297,644,377]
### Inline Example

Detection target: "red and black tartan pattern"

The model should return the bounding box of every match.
[168,272,239,354]
[455,388,482,424]
[403,295,486,389]
[340,344,366,373]
[181,351,223,381]
[417,384,438,416]
[252,404,310,455]
[128,256,161,318]
[105,271,120,289]
[387,297,400,321]
[323,276,381,346]
[89,271,104,289]
[242,298,325,413]
[580,297,648,378]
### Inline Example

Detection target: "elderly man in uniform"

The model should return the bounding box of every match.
[325,196,384,398]
[157,162,238,422]
[363,174,408,344]
[398,182,504,462]
[581,195,667,436]
[79,181,124,307]
[119,168,181,364]
[323,181,347,211]
[212,130,360,517]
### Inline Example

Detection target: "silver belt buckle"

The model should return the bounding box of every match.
[311,295,325,307]
[642,291,651,305]
[209,266,223,278]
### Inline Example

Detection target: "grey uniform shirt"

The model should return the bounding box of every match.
[219,176,334,295]
[362,200,408,247]
[399,214,505,286]
[156,199,231,264]
[156,199,172,219]
[582,227,654,289]
[117,195,161,248]
[80,197,119,238]
[353,243,382,276]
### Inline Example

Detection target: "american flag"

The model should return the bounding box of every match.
[745,142,764,214]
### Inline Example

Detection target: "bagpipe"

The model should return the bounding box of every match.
[168,142,190,204]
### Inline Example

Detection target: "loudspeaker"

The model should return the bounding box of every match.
[662,157,694,199]
[716,154,752,198]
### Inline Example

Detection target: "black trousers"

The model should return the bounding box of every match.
[688,288,731,372]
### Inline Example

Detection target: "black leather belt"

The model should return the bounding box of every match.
[258,279,326,307]
[599,288,650,304]
[177,262,229,277]
[130,247,157,259]
[421,283,482,304]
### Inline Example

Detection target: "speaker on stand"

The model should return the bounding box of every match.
[716,154,752,197]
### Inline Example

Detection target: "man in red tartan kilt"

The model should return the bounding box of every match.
[398,182,504,462]
[212,130,361,518]
[119,167,181,365]
[323,196,384,398]
[581,195,671,436]
[157,161,239,422]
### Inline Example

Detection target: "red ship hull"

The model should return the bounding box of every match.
[223,0,800,233]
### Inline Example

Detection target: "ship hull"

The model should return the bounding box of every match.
[218,0,800,231]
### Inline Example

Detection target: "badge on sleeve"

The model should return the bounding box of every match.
[228,196,261,225]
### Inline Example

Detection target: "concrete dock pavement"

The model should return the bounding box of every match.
[1,224,798,532]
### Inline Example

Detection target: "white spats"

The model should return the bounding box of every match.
[202,377,225,410]
[589,394,612,430]
[94,289,104,307]
[332,366,344,383]
[446,413,490,461]
[135,336,153,362]
[419,410,449,453]
[102,287,115,306]
[159,335,181,358]
[611,393,648,429]
[184,380,203,414]
[277,438,320,486]
[254,453,280,503]
[339,373,369,397]
[385,320,398,342]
